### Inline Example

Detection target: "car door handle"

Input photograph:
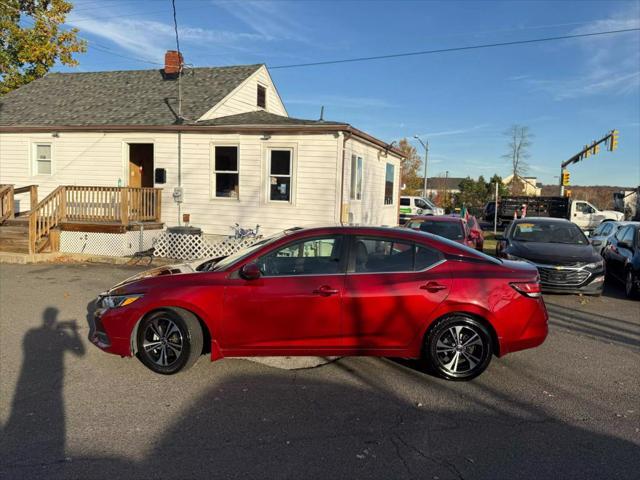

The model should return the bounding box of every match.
[420,282,447,293]
[313,285,339,296]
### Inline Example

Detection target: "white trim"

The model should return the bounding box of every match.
[31,141,53,176]
[210,143,241,201]
[265,144,297,205]
[350,154,363,201]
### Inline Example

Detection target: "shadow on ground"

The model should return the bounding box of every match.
[1,307,639,479]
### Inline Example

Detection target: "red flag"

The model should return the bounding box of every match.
[522,204,527,218]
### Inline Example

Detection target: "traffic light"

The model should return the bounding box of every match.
[609,130,619,151]
[565,189,572,197]
[561,170,570,186]
[583,145,591,158]
[592,143,600,155]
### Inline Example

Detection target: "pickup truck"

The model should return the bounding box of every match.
[496,196,623,230]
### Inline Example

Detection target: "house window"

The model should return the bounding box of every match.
[34,143,52,175]
[384,163,395,205]
[269,149,292,202]
[213,146,239,198]
[257,84,266,109]
[350,155,363,200]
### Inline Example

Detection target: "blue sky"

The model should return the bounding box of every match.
[56,0,640,186]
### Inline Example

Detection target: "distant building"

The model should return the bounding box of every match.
[413,177,466,199]
[502,174,542,196]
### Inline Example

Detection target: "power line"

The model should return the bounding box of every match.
[270,27,640,70]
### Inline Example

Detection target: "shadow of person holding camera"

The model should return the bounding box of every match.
[1,307,85,470]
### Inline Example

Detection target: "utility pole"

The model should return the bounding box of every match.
[413,135,429,199]
[494,181,499,234]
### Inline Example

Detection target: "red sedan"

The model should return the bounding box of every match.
[91,226,547,381]
[405,215,484,251]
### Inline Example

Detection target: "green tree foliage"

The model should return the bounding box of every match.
[0,0,85,95]
[397,138,423,195]
[456,174,509,210]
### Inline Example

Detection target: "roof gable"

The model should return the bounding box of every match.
[0,65,262,126]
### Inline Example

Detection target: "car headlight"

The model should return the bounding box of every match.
[101,294,143,309]
[584,260,604,270]
[505,253,526,261]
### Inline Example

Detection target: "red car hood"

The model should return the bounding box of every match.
[108,262,196,293]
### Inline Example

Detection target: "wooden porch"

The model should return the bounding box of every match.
[0,185,163,254]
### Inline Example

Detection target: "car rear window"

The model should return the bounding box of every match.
[410,220,464,241]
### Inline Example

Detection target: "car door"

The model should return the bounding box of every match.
[613,226,636,279]
[222,235,346,351]
[572,201,594,229]
[607,226,631,279]
[341,235,451,350]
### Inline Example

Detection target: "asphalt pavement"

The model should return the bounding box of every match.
[0,263,638,479]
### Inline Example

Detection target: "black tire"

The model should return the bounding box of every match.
[136,308,203,375]
[625,269,638,299]
[425,315,493,381]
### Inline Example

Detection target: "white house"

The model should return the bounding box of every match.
[0,51,402,253]
[502,174,542,196]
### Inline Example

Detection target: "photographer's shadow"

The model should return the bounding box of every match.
[1,307,85,468]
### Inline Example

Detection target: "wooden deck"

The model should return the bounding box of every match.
[0,185,163,253]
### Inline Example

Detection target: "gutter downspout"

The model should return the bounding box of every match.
[340,131,352,225]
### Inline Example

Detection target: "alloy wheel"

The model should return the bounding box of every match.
[434,324,485,375]
[142,317,184,367]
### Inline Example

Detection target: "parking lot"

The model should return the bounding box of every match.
[0,263,638,479]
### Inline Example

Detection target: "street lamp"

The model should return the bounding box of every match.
[413,135,429,199]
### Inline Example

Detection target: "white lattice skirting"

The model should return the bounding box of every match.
[152,232,258,261]
[60,230,162,257]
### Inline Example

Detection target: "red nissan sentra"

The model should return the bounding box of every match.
[91,226,548,381]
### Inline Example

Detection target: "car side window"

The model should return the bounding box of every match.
[600,223,612,235]
[616,226,629,241]
[621,227,635,245]
[258,236,343,276]
[352,236,443,273]
[400,198,410,206]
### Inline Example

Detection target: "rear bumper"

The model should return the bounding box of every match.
[499,298,549,355]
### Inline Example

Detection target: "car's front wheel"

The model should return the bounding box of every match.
[425,315,493,381]
[136,308,203,375]
[625,269,638,299]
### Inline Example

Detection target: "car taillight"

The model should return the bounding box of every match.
[510,281,542,298]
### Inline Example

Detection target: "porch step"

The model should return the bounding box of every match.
[0,225,29,253]
[3,217,29,227]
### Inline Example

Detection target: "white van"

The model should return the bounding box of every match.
[400,196,444,223]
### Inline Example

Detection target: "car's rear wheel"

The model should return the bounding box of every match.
[425,315,493,381]
[136,308,203,375]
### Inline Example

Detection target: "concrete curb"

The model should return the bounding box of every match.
[0,251,175,266]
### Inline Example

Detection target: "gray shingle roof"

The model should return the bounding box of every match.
[0,65,262,126]
[195,110,346,126]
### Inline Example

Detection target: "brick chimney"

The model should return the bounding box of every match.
[164,50,183,75]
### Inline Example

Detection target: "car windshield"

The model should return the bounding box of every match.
[409,220,464,240]
[206,231,289,271]
[423,198,437,209]
[511,222,588,245]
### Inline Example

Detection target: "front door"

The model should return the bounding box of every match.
[221,235,346,352]
[128,144,154,188]
[341,236,451,350]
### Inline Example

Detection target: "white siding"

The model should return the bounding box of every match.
[0,131,340,236]
[199,66,287,121]
[342,136,401,227]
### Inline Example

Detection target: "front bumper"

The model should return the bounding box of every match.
[89,298,136,357]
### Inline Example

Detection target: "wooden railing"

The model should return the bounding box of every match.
[0,185,15,223]
[13,185,38,213]
[65,186,162,225]
[29,186,65,254]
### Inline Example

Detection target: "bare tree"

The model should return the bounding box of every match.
[503,125,532,194]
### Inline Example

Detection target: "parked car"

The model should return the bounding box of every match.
[496,217,605,295]
[400,196,445,223]
[589,221,639,255]
[602,223,640,298]
[405,215,482,250]
[91,226,548,380]
[496,196,623,230]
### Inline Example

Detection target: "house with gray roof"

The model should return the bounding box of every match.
[0,51,403,252]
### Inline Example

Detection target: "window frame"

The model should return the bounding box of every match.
[210,143,240,200]
[350,154,363,201]
[32,142,53,176]
[345,235,444,274]
[267,147,295,204]
[257,84,267,109]
[384,162,395,206]
[255,234,347,277]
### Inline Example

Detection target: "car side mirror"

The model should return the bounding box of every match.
[240,263,261,280]
[590,239,602,247]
